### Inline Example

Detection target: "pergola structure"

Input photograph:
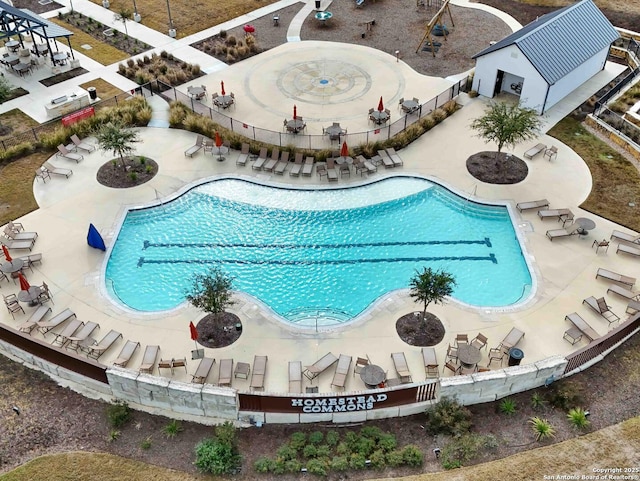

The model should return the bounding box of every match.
[0,0,74,63]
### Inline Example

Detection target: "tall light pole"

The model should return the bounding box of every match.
[166,0,176,37]
[132,0,141,22]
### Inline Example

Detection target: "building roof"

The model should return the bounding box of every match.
[472,0,619,85]
[21,9,73,38]
[0,1,72,40]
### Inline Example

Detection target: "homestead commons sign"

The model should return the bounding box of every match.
[292,394,388,413]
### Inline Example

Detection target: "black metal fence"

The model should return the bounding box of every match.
[144,77,470,150]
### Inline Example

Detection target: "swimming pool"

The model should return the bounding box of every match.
[105,177,533,325]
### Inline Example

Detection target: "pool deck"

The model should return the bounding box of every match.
[1,3,637,395]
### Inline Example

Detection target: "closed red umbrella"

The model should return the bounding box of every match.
[189,321,198,349]
[377,96,384,112]
[340,141,349,157]
[221,81,225,96]
[293,104,297,120]
[2,245,11,262]
[215,131,223,148]
[18,272,30,291]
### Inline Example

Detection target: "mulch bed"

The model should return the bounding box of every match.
[39,67,89,87]
[195,312,242,348]
[4,87,29,103]
[396,311,445,346]
[96,156,158,188]
[466,151,528,184]
[12,0,62,14]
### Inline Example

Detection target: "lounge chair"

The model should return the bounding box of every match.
[377,150,395,168]
[596,268,635,287]
[544,145,558,161]
[302,157,314,176]
[303,352,338,381]
[56,144,83,163]
[252,147,269,171]
[289,153,303,177]
[516,199,549,212]
[499,327,525,349]
[326,158,338,182]
[51,318,83,347]
[385,147,403,167]
[192,357,215,384]
[84,329,123,359]
[139,345,160,373]
[582,296,620,326]
[43,161,72,178]
[610,230,640,246]
[391,352,412,383]
[538,208,573,222]
[523,143,547,159]
[35,167,51,182]
[331,354,352,389]
[250,355,268,390]
[289,361,302,393]
[263,148,280,172]
[353,355,370,377]
[565,312,600,342]
[113,340,140,367]
[70,134,95,152]
[421,347,438,378]
[606,284,640,301]
[274,151,290,175]
[17,305,51,333]
[184,135,204,157]
[65,321,99,352]
[0,237,34,251]
[37,308,76,335]
[616,243,640,257]
[546,222,582,241]
[3,226,37,242]
[19,253,42,265]
[626,300,640,316]
[236,143,250,166]
[218,358,234,386]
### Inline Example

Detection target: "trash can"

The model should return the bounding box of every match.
[87,87,97,100]
[508,347,524,366]
[315,0,321,9]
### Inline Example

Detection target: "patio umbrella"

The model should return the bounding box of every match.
[340,141,349,157]
[2,245,11,262]
[18,272,30,292]
[215,131,224,160]
[243,24,255,34]
[293,104,297,119]
[377,96,384,112]
[189,321,199,349]
[221,81,225,96]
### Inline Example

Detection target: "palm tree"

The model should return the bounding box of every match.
[114,8,133,42]
[409,267,456,326]
[95,121,140,171]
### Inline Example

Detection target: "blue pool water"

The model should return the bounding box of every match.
[105,177,532,325]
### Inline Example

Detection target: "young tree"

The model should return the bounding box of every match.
[470,102,543,157]
[0,76,12,104]
[95,121,140,171]
[185,267,236,318]
[409,267,456,325]
[114,7,133,41]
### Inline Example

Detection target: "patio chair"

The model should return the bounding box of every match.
[289,361,302,393]
[316,162,328,180]
[592,239,610,253]
[70,134,95,153]
[523,143,547,159]
[488,346,506,366]
[302,157,314,176]
[353,355,370,377]
[543,145,558,161]
[263,148,280,172]
[158,357,188,374]
[250,355,268,390]
[18,305,51,333]
[303,352,338,381]
[4,293,25,319]
[56,144,83,163]
[289,153,303,177]
[454,334,468,346]
[546,222,582,241]
[606,284,640,301]
[565,312,600,342]
[35,167,51,182]
[582,296,620,326]
[218,358,234,386]
[499,327,525,349]
[252,147,269,171]
[84,329,123,359]
[331,354,352,389]
[616,243,640,257]
[0,236,34,251]
[326,158,338,182]
[191,357,215,384]
[236,143,250,166]
[274,151,290,175]
[443,361,459,374]
[43,161,72,178]
[234,361,250,379]
[445,344,458,363]
[385,147,403,167]
[139,345,160,373]
[596,268,635,287]
[37,281,53,304]
[113,340,140,367]
[421,347,438,378]
[610,230,640,246]
[470,333,488,350]
[516,199,549,212]
[339,162,350,178]
[37,308,76,335]
[184,135,204,157]
[377,150,395,168]
[51,318,83,347]
[65,321,99,352]
[391,352,412,383]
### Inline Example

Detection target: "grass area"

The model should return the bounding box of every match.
[79,78,125,100]
[0,110,39,142]
[548,117,640,231]
[50,18,130,65]
[0,151,51,226]
[90,0,278,38]
[2,417,639,480]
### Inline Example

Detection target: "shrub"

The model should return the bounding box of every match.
[129,172,138,181]
[127,58,135,68]
[354,437,376,458]
[303,444,318,459]
[276,444,297,461]
[401,445,423,466]
[335,441,349,456]
[160,50,168,58]
[136,58,144,67]
[530,417,556,441]
[108,429,121,442]
[499,397,517,415]
[443,459,462,470]
[219,29,227,38]
[163,419,182,438]
[468,90,479,98]
[285,459,302,473]
[440,433,494,467]
[316,444,331,459]
[118,63,127,74]
[432,108,447,122]
[324,431,340,447]
[272,459,286,475]
[377,433,397,452]
[330,455,349,471]
[308,431,324,445]
[360,426,383,440]
[386,449,404,467]
[289,432,307,450]
[254,456,274,473]
[143,54,150,64]
[425,397,472,436]
[306,458,327,476]
[348,453,366,470]
[194,438,240,475]
[226,34,237,46]
[547,382,583,411]
[225,53,236,63]
[140,436,152,449]
[106,400,131,428]
[567,407,591,430]
[531,392,546,411]
[370,449,386,469]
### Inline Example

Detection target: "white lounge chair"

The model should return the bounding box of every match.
[289,153,303,177]
[57,144,83,163]
[184,135,204,157]
[523,143,547,159]
[331,354,352,389]
[236,143,250,166]
[610,230,640,246]
[546,223,582,241]
[274,151,290,175]
[516,199,549,212]
[616,243,640,257]
[250,355,268,390]
[582,296,620,326]
[252,147,269,171]
[71,134,96,152]
[565,312,599,342]
[596,268,636,287]
[289,361,302,393]
[606,284,640,301]
[385,147,403,167]
[302,157,314,176]
[303,353,338,381]
[43,161,73,178]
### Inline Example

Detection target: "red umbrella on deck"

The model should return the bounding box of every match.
[189,321,199,349]
[377,96,384,112]
[18,272,30,291]
[215,131,223,148]
[221,81,225,95]
[2,245,11,262]
[293,104,297,120]
[340,141,349,157]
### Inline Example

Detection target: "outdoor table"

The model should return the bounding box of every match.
[315,11,332,25]
[335,156,353,165]
[360,364,385,388]
[401,99,419,113]
[18,286,41,306]
[187,86,206,100]
[324,124,346,140]
[286,118,305,133]
[12,62,30,77]
[574,217,596,236]
[457,344,482,367]
[5,40,19,52]
[5,54,19,66]
[213,95,234,109]
[370,110,390,125]
[0,258,24,274]
[53,52,67,66]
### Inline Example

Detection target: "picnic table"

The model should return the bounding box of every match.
[286,118,305,133]
[360,364,385,388]
[214,95,234,109]
[370,110,390,125]
[401,99,419,113]
[315,11,332,25]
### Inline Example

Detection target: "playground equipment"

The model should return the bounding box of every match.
[415,0,454,55]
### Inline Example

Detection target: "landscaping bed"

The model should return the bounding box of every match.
[39,67,89,87]
[117,51,202,85]
[96,155,158,188]
[192,32,261,65]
